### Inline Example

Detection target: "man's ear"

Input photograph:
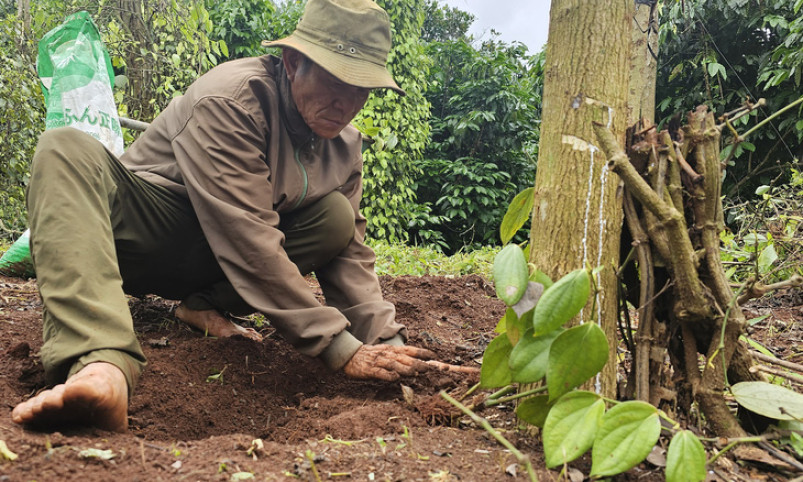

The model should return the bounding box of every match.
[282,49,301,80]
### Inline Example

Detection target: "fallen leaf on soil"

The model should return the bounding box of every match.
[0,440,18,461]
[147,337,169,347]
[77,448,115,460]
[646,445,666,467]
[505,463,517,476]
[246,438,264,459]
[733,445,794,471]
[230,472,255,481]
[568,467,585,482]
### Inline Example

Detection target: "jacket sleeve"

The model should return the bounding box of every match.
[171,95,360,367]
[314,165,407,346]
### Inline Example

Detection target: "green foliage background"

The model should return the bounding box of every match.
[657,0,803,199]
[0,13,42,236]
[354,0,431,243]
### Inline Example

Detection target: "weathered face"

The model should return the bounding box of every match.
[283,50,371,139]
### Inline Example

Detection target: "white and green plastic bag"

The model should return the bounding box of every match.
[0,11,123,278]
[37,10,124,156]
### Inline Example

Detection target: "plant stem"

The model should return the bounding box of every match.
[741,96,803,140]
[484,386,548,407]
[706,436,763,466]
[718,283,748,387]
[441,390,539,482]
[461,382,481,401]
[487,385,517,400]
[305,450,322,482]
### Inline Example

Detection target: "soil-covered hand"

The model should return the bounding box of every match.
[343,345,436,381]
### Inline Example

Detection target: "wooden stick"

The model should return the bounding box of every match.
[426,360,480,374]
[751,351,803,374]
[750,365,803,385]
[119,116,150,132]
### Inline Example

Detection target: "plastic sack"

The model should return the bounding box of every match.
[37,10,124,156]
[0,230,35,278]
[0,12,126,279]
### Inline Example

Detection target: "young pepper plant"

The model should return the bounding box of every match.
[479,193,707,481]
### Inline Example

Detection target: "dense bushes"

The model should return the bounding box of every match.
[657,0,803,200]
[0,13,44,238]
[410,30,541,252]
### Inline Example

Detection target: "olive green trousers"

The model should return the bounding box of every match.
[28,128,355,393]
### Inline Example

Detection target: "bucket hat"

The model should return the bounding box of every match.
[262,0,405,95]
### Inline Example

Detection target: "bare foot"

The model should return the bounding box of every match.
[11,362,129,432]
[175,304,263,342]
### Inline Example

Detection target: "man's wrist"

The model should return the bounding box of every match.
[318,330,363,370]
[380,334,405,347]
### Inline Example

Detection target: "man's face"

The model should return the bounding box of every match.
[284,51,371,139]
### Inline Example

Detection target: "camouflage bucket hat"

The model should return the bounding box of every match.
[262,0,405,95]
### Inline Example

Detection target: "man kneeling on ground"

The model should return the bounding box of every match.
[12,0,443,432]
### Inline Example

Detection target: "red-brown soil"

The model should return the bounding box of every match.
[0,274,800,481]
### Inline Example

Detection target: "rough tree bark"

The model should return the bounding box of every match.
[623,0,663,404]
[627,1,658,124]
[115,0,156,120]
[528,0,631,399]
[593,105,758,438]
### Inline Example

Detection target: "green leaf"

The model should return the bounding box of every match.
[500,187,534,244]
[543,391,604,468]
[747,314,770,326]
[666,430,706,482]
[480,334,513,388]
[529,268,553,289]
[707,61,726,79]
[740,335,775,357]
[494,313,506,334]
[755,185,770,195]
[547,323,608,401]
[493,244,529,306]
[731,381,803,420]
[509,327,563,384]
[516,395,552,428]
[504,307,527,346]
[757,244,778,274]
[532,269,589,336]
[590,401,661,477]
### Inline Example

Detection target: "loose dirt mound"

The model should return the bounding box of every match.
[1,275,800,481]
[0,275,547,481]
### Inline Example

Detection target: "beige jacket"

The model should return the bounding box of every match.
[121,55,405,369]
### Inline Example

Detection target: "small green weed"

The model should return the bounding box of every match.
[368,241,495,278]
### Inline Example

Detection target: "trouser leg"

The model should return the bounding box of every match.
[29,128,147,391]
[181,190,356,315]
[28,128,223,392]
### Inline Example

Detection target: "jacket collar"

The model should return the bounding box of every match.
[274,56,316,149]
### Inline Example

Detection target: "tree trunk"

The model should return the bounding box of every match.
[627,2,658,124]
[624,2,662,403]
[116,0,156,120]
[16,0,31,57]
[529,0,631,399]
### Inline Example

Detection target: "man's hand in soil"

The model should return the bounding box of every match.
[343,345,436,381]
[11,362,129,432]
